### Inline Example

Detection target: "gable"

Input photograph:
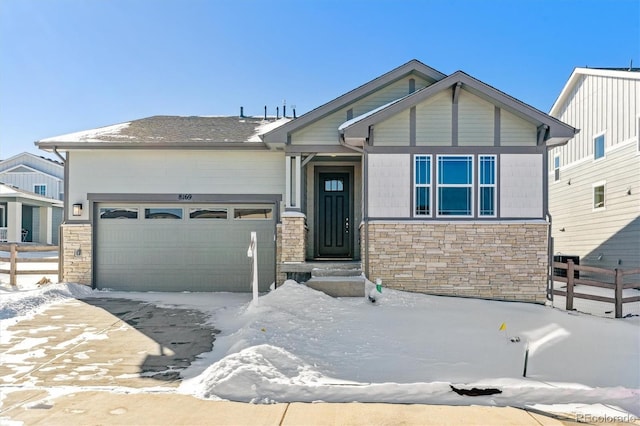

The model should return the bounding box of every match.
[290,75,433,146]
[4,165,37,173]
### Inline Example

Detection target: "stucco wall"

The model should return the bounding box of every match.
[364,221,549,303]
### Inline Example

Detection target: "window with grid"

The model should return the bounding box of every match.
[479,155,496,216]
[414,155,431,216]
[33,185,46,196]
[437,155,473,216]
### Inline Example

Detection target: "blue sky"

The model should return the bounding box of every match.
[1,0,638,159]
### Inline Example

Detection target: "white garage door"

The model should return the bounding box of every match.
[95,203,276,292]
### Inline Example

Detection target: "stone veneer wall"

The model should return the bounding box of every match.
[364,222,549,303]
[276,214,307,284]
[60,223,93,286]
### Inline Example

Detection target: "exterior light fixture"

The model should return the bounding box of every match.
[72,203,83,216]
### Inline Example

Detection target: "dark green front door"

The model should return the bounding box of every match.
[318,172,351,257]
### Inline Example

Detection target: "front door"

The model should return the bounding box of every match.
[317,171,351,257]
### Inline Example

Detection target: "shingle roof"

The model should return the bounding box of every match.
[38,115,290,146]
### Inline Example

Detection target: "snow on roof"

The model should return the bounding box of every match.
[40,122,132,143]
[248,117,292,142]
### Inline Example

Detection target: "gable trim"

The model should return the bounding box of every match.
[0,164,62,181]
[341,71,577,146]
[262,60,446,144]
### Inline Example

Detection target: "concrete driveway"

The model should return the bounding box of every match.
[0,297,218,389]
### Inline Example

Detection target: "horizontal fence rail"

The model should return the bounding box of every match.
[553,260,640,318]
[0,243,59,287]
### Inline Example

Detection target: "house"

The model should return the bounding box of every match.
[0,153,64,244]
[36,60,576,303]
[548,67,640,275]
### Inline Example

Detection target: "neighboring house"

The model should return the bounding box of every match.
[548,67,640,275]
[36,60,576,303]
[0,183,63,244]
[0,153,64,244]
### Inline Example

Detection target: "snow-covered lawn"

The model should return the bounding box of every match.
[1,280,638,421]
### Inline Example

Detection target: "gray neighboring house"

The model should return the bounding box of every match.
[548,67,640,275]
[0,152,64,244]
[37,60,577,303]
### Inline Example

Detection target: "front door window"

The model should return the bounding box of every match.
[317,172,351,258]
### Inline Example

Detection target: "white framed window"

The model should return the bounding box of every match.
[437,155,473,217]
[593,182,606,210]
[414,155,432,216]
[593,133,605,160]
[553,155,560,182]
[34,184,46,196]
[478,155,496,217]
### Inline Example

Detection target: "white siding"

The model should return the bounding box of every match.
[416,90,452,146]
[0,172,62,200]
[367,154,410,218]
[67,150,285,221]
[373,110,409,146]
[549,142,640,270]
[291,76,432,145]
[501,109,537,146]
[500,154,543,218]
[458,90,494,146]
[551,74,640,166]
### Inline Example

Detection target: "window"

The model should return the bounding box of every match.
[144,208,182,219]
[478,155,496,216]
[594,134,605,160]
[34,185,46,196]
[234,208,273,219]
[99,208,138,219]
[554,155,560,182]
[437,155,473,216]
[324,179,344,192]
[414,155,431,216]
[593,184,605,210]
[190,208,228,219]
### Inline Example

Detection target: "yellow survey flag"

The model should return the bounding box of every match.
[499,322,506,331]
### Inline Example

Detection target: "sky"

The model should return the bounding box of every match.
[0,0,638,159]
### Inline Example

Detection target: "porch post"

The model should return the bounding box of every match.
[285,156,292,209]
[294,155,302,209]
[7,201,22,243]
[39,206,53,244]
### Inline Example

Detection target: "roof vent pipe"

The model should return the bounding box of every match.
[264,106,267,120]
[293,106,297,119]
[276,106,279,119]
[240,106,244,118]
[283,100,286,118]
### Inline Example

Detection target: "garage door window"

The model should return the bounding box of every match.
[100,208,139,219]
[190,208,228,219]
[234,208,273,220]
[145,208,183,219]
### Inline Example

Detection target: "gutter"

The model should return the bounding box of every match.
[52,147,66,164]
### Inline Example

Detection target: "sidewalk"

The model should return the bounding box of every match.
[1,390,570,425]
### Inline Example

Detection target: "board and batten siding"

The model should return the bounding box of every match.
[549,141,640,270]
[500,154,543,218]
[550,74,639,166]
[291,76,432,145]
[367,154,410,218]
[67,150,285,221]
[0,171,62,200]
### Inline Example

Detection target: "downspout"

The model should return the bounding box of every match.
[539,125,554,302]
[52,147,66,164]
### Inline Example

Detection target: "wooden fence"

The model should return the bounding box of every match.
[553,260,640,318]
[0,244,59,287]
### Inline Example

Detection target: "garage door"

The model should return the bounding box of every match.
[95,203,276,292]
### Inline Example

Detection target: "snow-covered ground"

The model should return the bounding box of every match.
[1,280,638,421]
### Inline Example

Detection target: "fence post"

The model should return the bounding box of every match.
[614,268,623,319]
[566,259,574,311]
[9,243,17,287]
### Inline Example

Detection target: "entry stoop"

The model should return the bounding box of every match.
[304,262,365,297]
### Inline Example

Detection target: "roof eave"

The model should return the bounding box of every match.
[36,141,271,151]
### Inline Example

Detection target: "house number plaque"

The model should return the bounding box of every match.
[178,194,193,200]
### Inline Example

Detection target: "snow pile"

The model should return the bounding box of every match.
[179,282,640,414]
[248,118,291,142]
[0,283,93,321]
[39,122,131,143]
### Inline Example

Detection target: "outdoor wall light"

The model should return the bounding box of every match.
[72,203,83,216]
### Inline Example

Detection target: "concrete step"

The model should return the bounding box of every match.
[311,267,362,278]
[305,276,365,297]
